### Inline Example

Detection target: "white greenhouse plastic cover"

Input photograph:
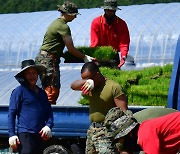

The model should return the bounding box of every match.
[0,3,179,106]
[0,3,179,69]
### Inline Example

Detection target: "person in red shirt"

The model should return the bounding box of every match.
[90,0,130,68]
[112,111,180,154]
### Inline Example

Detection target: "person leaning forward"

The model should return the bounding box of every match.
[113,108,178,153]
[35,1,95,105]
[90,0,130,68]
[111,111,180,154]
[71,62,128,153]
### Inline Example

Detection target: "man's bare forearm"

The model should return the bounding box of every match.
[71,79,86,90]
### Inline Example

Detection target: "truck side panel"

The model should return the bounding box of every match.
[0,105,147,138]
[168,36,180,110]
[52,106,90,137]
[0,105,90,138]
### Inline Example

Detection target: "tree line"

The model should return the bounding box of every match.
[0,0,179,14]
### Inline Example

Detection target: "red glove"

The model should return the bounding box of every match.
[118,58,125,68]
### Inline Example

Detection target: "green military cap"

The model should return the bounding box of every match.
[104,107,137,140]
[57,1,80,15]
[101,0,121,10]
[104,107,125,127]
[104,107,134,127]
[111,114,138,139]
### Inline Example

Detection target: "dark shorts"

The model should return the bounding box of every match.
[18,132,43,154]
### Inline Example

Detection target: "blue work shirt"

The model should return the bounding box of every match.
[8,85,54,137]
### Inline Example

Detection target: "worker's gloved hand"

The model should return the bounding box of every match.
[83,55,95,63]
[45,86,59,105]
[118,57,126,68]
[81,79,94,95]
[9,135,20,150]
[39,126,52,140]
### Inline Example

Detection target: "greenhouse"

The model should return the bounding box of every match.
[0,3,179,105]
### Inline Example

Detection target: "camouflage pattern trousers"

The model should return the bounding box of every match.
[35,52,61,89]
[85,122,119,154]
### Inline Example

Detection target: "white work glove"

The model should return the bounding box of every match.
[81,79,94,95]
[39,126,52,140]
[118,56,126,68]
[83,55,94,63]
[9,135,20,150]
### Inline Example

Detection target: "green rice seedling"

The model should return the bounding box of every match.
[63,46,117,62]
[92,46,117,61]
[77,63,172,107]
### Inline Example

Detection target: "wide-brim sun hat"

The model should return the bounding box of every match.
[15,59,46,84]
[111,115,138,140]
[101,0,121,10]
[104,107,125,127]
[57,1,81,16]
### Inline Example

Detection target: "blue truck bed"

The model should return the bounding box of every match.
[0,105,147,153]
[0,105,90,138]
[0,105,147,138]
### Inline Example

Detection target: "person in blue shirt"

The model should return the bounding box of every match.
[8,59,54,154]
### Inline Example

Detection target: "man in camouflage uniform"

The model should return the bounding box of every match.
[35,1,95,104]
[71,62,128,153]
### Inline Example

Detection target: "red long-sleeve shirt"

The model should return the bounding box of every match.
[138,112,180,154]
[90,15,130,58]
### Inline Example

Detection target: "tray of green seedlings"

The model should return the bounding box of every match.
[63,46,118,67]
[78,64,172,107]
